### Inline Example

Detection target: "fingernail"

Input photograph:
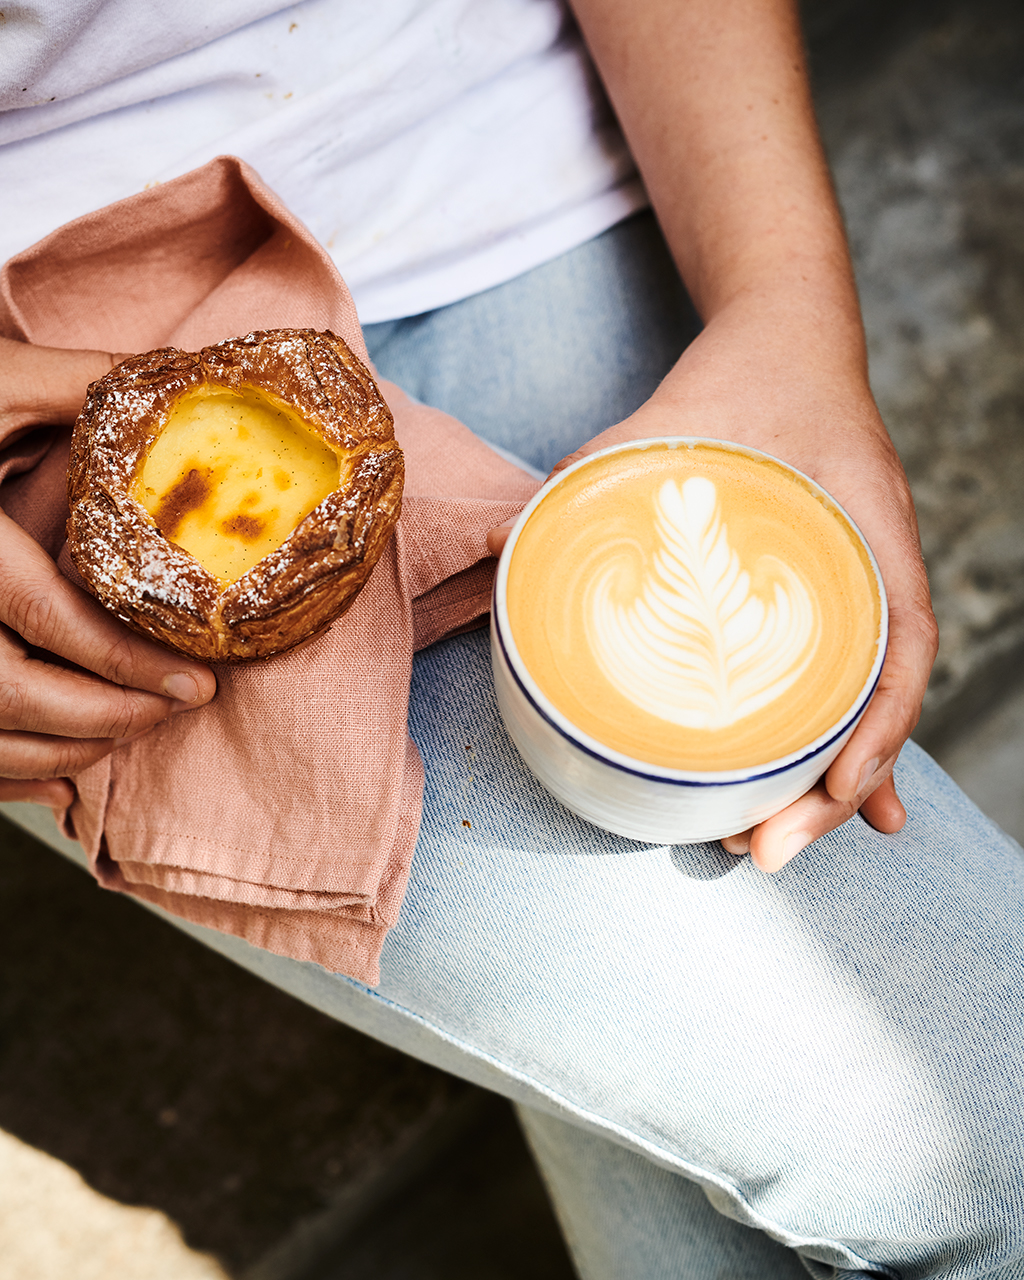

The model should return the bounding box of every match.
[856,756,880,796]
[778,830,814,870]
[162,672,200,703]
[720,834,751,855]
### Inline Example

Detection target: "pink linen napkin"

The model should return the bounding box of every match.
[0,156,538,984]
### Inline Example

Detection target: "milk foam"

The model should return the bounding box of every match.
[588,477,819,729]
[505,443,881,771]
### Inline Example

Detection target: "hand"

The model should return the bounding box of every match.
[488,290,938,871]
[0,339,217,806]
[486,0,939,872]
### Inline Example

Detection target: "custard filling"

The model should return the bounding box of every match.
[134,386,342,585]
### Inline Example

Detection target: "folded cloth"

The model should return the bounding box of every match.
[0,156,539,984]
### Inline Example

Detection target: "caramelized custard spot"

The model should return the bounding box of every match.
[133,384,343,584]
[153,466,213,539]
[221,512,268,542]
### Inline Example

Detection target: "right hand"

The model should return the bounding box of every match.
[0,339,216,807]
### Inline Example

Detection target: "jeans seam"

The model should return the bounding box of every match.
[340,973,899,1278]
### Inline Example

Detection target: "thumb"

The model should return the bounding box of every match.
[0,338,128,437]
[486,516,517,557]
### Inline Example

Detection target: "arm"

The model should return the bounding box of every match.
[0,339,216,807]
[496,0,937,870]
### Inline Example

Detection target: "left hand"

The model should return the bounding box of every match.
[0,338,218,807]
[488,0,938,872]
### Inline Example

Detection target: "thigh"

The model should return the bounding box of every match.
[363,210,701,475]
[14,646,1024,1278]
[319,226,1024,1276]
[515,1104,810,1280]
[387,630,1024,1280]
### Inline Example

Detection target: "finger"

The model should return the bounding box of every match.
[0,510,216,705]
[0,776,76,807]
[748,781,857,873]
[748,755,901,873]
[824,598,937,806]
[720,829,752,855]
[0,638,176,738]
[0,730,122,780]
[486,517,516,557]
[0,338,123,436]
[857,769,907,834]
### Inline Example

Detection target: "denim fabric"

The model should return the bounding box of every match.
[517,1105,810,1279]
[397,630,1024,1280]
[363,210,701,474]
[13,724,1024,1278]
[9,212,1024,1279]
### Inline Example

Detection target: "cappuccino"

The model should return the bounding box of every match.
[506,442,881,772]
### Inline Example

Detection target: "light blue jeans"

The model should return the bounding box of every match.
[9,213,1024,1279]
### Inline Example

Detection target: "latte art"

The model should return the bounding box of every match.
[588,476,819,730]
[506,442,882,771]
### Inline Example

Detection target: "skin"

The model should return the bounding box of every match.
[0,0,935,871]
[487,0,938,872]
[0,337,217,808]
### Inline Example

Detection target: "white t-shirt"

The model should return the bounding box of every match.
[0,0,646,322]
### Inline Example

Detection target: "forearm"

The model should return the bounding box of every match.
[569,0,863,360]
[558,0,937,864]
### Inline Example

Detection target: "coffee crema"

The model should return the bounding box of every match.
[506,443,881,771]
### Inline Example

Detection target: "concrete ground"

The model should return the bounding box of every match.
[2,0,1023,1275]
[0,816,575,1280]
[932,680,1024,847]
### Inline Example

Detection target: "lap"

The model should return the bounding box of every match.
[10,215,1023,1277]
[399,629,1024,1276]
[151,626,1024,1277]
[20,630,1020,1274]
[366,219,1024,1275]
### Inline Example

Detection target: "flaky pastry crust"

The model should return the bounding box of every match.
[67,328,404,663]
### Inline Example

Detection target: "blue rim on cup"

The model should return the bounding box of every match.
[490,437,889,844]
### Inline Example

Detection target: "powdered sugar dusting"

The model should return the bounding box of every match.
[67,330,403,661]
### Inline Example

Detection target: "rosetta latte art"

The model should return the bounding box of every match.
[587,477,820,730]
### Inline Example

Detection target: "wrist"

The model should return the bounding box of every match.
[614,288,887,467]
[701,255,864,352]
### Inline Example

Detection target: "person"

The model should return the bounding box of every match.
[2,2,1024,1276]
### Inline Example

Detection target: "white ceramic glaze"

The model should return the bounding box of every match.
[490,438,888,844]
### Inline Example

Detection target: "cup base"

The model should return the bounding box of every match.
[492,624,847,846]
[489,437,888,850]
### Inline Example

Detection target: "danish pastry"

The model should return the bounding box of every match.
[67,329,404,662]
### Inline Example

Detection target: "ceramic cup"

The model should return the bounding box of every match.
[490,438,888,844]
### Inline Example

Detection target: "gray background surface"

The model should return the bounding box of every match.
[1,0,1022,1275]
